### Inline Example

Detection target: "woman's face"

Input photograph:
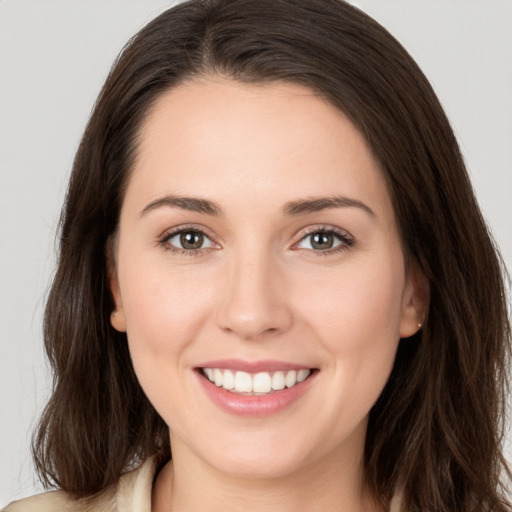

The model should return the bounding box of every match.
[110,77,424,479]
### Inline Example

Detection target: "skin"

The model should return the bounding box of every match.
[109,77,426,512]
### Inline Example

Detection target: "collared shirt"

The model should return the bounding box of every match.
[3,456,158,512]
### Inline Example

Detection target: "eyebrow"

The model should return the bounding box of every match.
[140,194,375,218]
[141,195,222,216]
[283,196,376,218]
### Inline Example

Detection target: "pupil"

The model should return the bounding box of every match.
[180,231,203,250]
[312,232,333,250]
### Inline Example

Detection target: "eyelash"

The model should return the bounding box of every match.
[158,226,354,256]
[292,226,354,257]
[159,225,217,256]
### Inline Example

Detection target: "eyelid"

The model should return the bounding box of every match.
[158,224,221,253]
[290,225,354,253]
[157,223,353,255]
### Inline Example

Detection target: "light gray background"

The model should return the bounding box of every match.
[1,0,511,505]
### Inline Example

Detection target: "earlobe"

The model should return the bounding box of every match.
[399,262,429,339]
[106,237,127,333]
[110,308,127,332]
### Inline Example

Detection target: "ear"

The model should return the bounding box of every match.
[399,261,429,338]
[106,237,127,333]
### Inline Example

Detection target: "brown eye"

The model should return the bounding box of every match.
[295,229,353,252]
[310,232,334,250]
[180,230,204,250]
[163,229,215,252]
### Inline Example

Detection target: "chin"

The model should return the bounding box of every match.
[210,450,310,480]
[189,428,328,481]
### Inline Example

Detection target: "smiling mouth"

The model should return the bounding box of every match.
[199,368,314,396]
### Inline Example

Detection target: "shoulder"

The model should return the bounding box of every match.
[2,488,116,512]
[3,456,159,512]
[2,489,95,512]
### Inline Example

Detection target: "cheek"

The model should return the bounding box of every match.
[302,257,405,345]
[297,253,405,403]
[118,258,219,374]
[117,263,221,426]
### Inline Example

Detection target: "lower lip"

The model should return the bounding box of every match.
[196,370,316,417]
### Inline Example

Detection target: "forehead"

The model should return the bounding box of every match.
[127,77,392,220]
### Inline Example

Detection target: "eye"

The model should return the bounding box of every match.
[161,228,216,252]
[294,228,353,252]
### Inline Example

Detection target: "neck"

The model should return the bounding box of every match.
[153,435,382,512]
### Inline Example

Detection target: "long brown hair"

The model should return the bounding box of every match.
[33,1,511,510]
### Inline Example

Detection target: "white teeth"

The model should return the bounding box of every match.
[253,372,272,393]
[297,369,310,382]
[223,369,235,390]
[234,371,252,392]
[214,368,223,387]
[272,371,285,390]
[285,370,297,388]
[201,368,312,395]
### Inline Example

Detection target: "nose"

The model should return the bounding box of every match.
[215,249,293,341]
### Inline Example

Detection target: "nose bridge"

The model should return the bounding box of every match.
[216,241,292,340]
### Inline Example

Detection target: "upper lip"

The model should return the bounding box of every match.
[196,359,313,373]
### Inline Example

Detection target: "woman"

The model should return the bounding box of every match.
[4,0,510,510]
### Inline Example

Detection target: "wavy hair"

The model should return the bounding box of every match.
[33,1,511,510]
